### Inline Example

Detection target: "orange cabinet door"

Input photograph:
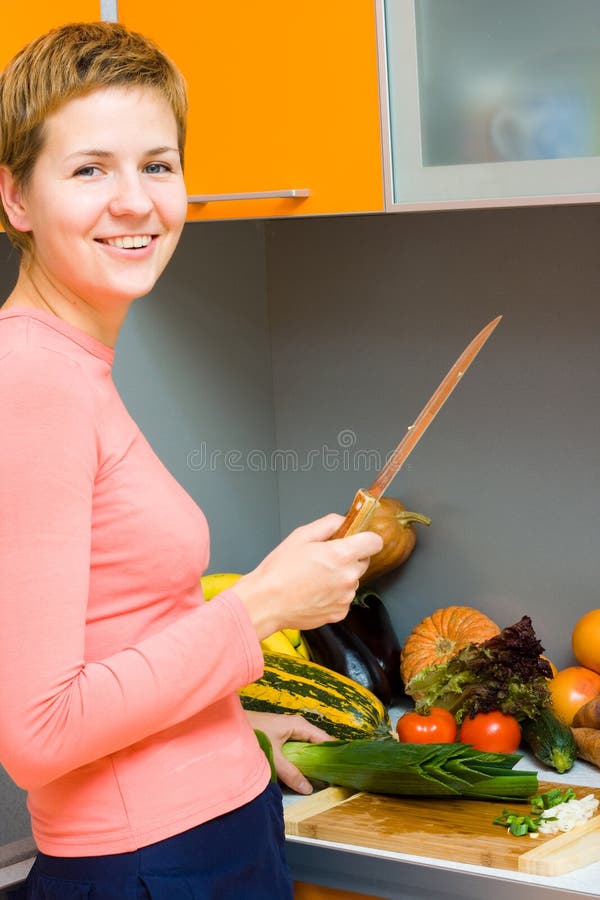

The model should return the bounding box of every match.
[0,1,102,237]
[117,0,384,220]
[0,1,101,70]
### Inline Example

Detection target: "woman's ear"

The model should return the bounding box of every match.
[0,166,32,232]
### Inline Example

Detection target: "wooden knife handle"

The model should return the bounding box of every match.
[330,489,379,539]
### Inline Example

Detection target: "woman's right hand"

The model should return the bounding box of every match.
[232,513,383,639]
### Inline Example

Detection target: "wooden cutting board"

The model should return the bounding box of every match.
[284,782,600,876]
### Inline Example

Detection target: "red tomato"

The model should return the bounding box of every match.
[459,711,521,753]
[396,707,457,744]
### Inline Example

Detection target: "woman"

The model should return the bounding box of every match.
[0,22,382,900]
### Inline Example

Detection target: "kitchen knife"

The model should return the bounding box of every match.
[332,315,502,539]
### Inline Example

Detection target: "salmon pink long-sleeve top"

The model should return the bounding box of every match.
[0,308,269,856]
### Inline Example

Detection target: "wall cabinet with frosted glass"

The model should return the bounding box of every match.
[5,3,600,222]
[378,0,600,210]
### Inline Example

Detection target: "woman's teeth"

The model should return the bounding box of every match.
[102,235,152,249]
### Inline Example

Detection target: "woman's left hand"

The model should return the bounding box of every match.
[245,710,332,795]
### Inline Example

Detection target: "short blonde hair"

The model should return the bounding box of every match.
[0,21,188,257]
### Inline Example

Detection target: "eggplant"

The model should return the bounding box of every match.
[344,591,403,700]
[302,620,392,707]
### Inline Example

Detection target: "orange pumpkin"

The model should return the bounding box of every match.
[400,605,500,686]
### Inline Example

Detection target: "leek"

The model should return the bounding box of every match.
[282,740,538,801]
[254,729,277,783]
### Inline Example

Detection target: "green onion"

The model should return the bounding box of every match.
[493,786,579,836]
[531,787,576,812]
[281,740,538,801]
[493,810,542,835]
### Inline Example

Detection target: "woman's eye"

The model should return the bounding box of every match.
[75,165,101,177]
[145,162,171,175]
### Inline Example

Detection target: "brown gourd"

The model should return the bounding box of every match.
[400,605,501,687]
[571,727,600,767]
[573,695,600,729]
[359,498,431,586]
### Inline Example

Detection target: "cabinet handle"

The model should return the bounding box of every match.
[188,189,310,203]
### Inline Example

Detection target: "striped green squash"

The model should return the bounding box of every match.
[240,651,394,740]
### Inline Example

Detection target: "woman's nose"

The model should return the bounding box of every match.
[108,174,154,217]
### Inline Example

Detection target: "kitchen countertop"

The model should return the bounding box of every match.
[283,705,600,900]
[284,755,600,899]
[3,736,599,898]
[0,838,35,893]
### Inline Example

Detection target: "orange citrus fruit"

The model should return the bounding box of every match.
[540,655,558,678]
[549,666,600,725]
[572,609,600,674]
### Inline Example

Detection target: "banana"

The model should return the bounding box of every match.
[200,572,242,600]
[260,631,298,656]
[200,573,310,659]
[295,635,311,659]
[282,628,302,647]
[283,629,311,659]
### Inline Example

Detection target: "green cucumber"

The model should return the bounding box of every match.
[522,708,577,774]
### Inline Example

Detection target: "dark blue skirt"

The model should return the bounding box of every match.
[11,783,292,900]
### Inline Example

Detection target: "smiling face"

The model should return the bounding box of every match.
[5,86,188,320]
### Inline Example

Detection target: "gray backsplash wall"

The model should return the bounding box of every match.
[0,221,280,571]
[112,221,281,574]
[2,202,600,844]
[266,204,600,671]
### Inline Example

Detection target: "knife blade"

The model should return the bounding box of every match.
[332,315,502,539]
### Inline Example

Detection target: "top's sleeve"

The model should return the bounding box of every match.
[0,349,264,790]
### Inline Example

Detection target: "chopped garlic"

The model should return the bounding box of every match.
[537,794,598,835]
